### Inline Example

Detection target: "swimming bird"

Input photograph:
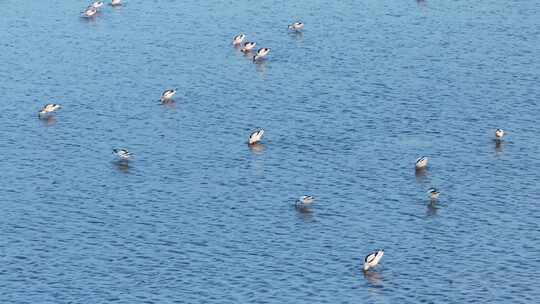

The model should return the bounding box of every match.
[111,0,122,6]
[363,250,384,272]
[241,41,256,53]
[82,6,98,17]
[248,129,264,145]
[232,33,246,46]
[495,129,505,140]
[253,48,271,61]
[113,149,132,160]
[288,21,304,31]
[428,188,440,200]
[92,1,104,9]
[296,195,315,206]
[415,156,429,170]
[38,104,61,116]
[161,89,176,101]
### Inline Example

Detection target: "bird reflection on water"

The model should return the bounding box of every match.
[161,100,177,109]
[415,168,429,184]
[242,50,254,58]
[363,270,384,286]
[255,60,268,77]
[295,204,314,221]
[494,139,504,154]
[249,143,265,154]
[426,201,438,216]
[39,115,57,126]
[80,13,97,23]
[289,30,304,42]
[248,141,266,176]
[114,161,130,173]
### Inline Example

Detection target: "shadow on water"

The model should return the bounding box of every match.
[416,0,427,7]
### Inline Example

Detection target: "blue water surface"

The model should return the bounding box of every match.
[1,0,539,303]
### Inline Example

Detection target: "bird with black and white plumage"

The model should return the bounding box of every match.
[113,149,132,160]
[232,33,246,46]
[253,48,271,61]
[288,21,304,31]
[495,129,505,140]
[428,188,440,200]
[38,104,61,117]
[91,1,104,9]
[160,89,177,101]
[295,195,315,207]
[241,41,257,53]
[82,6,98,17]
[415,156,429,170]
[363,250,384,272]
[248,129,264,145]
[111,0,122,6]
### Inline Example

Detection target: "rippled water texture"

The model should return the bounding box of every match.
[1,0,539,303]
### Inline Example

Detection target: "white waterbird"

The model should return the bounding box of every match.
[253,48,271,61]
[113,149,132,160]
[363,250,384,272]
[428,188,440,200]
[92,1,104,9]
[248,129,264,145]
[288,21,304,31]
[82,6,98,17]
[232,33,246,46]
[38,104,61,116]
[296,195,315,206]
[415,156,428,170]
[241,41,256,53]
[495,129,505,140]
[161,89,177,101]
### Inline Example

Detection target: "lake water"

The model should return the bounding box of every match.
[1,0,539,303]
